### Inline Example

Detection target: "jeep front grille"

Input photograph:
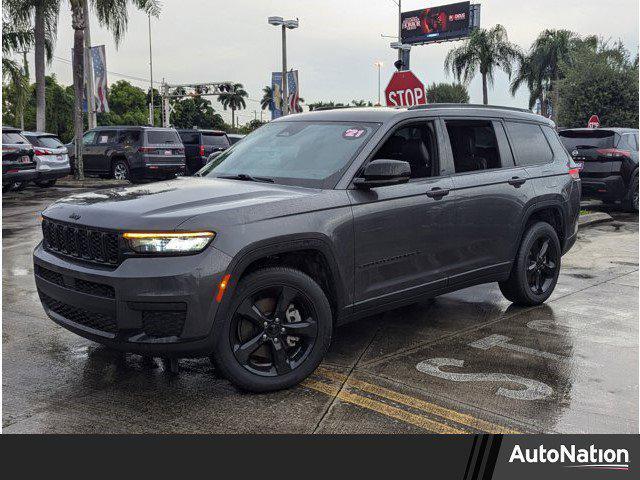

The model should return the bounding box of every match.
[42,218,120,266]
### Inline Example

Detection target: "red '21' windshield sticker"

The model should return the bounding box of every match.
[343,128,366,139]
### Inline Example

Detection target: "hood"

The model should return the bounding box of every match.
[42,177,329,231]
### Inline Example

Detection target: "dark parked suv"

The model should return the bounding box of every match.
[2,126,36,191]
[34,105,580,391]
[559,127,638,211]
[68,126,185,182]
[177,129,231,175]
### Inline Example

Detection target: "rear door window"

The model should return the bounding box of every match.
[617,134,637,151]
[506,122,553,166]
[444,120,502,173]
[83,131,97,145]
[203,133,230,148]
[147,130,180,144]
[118,130,141,144]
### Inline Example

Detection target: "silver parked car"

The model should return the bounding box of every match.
[22,132,71,187]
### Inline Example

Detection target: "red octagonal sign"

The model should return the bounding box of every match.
[385,70,426,107]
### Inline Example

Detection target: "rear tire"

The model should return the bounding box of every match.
[112,159,130,181]
[622,174,638,212]
[212,267,333,392]
[499,221,561,306]
[11,181,28,191]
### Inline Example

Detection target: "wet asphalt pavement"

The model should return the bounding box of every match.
[2,184,638,433]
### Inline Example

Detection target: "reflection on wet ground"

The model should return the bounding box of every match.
[2,187,638,433]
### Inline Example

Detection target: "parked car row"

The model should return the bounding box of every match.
[2,126,70,191]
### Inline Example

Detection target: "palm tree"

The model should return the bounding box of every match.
[218,83,248,127]
[2,9,33,128]
[5,0,59,131]
[69,0,160,179]
[510,53,547,114]
[260,85,272,110]
[444,25,521,105]
[522,30,580,121]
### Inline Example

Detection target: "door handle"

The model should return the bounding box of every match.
[426,187,450,199]
[508,176,527,187]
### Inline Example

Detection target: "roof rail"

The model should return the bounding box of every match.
[407,103,532,114]
[311,105,353,112]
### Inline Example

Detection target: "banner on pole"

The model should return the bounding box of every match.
[76,45,110,113]
[270,70,301,120]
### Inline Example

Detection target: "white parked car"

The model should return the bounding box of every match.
[22,132,71,187]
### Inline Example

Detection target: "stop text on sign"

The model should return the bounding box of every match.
[387,88,425,107]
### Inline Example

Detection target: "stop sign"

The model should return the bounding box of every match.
[385,71,426,107]
[587,115,600,128]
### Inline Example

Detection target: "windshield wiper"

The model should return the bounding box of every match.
[217,173,274,183]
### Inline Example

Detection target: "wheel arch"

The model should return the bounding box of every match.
[514,201,566,259]
[217,235,349,326]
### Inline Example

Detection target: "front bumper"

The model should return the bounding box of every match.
[33,242,233,356]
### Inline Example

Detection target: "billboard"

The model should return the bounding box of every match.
[401,1,476,45]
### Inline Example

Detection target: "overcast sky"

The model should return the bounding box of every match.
[24,0,640,125]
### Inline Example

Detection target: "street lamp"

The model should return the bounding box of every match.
[374,61,384,106]
[268,16,299,116]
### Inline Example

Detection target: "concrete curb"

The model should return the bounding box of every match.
[579,212,614,228]
[56,176,128,189]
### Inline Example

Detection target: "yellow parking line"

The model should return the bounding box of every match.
[315,367,520,434]
[302,379,468,434]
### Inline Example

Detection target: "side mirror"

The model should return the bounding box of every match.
[354,159,411,189]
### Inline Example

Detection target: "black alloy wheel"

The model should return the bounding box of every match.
[230,285,318,377]
[526,237,558,295]
[212,267,332,392]
[499,221,561,306]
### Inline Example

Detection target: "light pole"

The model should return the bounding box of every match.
[374,61,383,106]
[389,0,402,64]
[268,16,299,116]
[148,13,154,126]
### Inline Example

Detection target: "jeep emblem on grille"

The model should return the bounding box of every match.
[68,212,81,220]
[571,150,579,156]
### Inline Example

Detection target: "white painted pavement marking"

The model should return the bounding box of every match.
[468,334,569,363]
[416,357,553,401]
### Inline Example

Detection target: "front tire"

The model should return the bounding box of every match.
[499,221,561,306]
[212,267,333,392]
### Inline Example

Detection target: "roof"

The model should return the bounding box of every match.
[275,104,553,125]
[91,125,176,131]
[559,127,639,133]
[176,129,227,134]
[2,126,20,132]
[22,131,59,137]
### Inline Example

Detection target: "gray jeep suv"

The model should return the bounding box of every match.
[33,105,581,392]
[68,126,185,182]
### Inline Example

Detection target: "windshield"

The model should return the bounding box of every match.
[203,133,230,148]
[199,121,379,188]
[559,130,615,150]
[35,136,64,148]
[146,130,180,144]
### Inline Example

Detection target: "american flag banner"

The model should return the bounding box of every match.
[91,45,110,113]
[287,70,301,113]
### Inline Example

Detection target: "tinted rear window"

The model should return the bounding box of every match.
[146,130,180,144]
[2,132,29,144]
[178,132,199,144]
[203,134,230,148]
[506,122,553,166]
[559,130,615,150]
[35,136,64,148]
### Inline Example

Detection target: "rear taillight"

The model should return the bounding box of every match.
[2,147,18,153]
[567,159,580,179]
[199,145,205,157]
[596,148,631,158]
[34,148,52,156]
[138,146,155,153]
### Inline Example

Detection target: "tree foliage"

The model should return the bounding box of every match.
[557,42,639,128]
[426,83,470,103]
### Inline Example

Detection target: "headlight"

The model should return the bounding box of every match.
[123,231,215,254]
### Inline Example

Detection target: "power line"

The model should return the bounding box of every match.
[52,55,160,85]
